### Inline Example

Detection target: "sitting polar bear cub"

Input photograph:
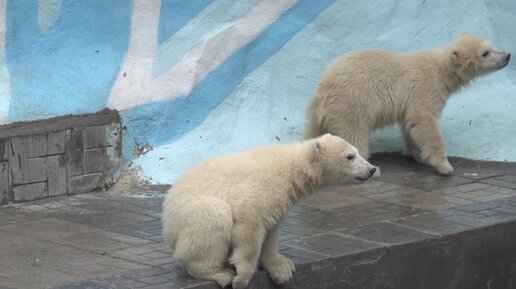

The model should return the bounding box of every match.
[162,134,378,288]
[304,32,511,175]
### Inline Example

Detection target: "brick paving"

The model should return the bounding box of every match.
[1,153,516,289]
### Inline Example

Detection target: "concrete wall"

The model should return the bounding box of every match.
[0,110,122,204]
[1,0,515,184]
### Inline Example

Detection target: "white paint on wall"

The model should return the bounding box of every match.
[108,0,161,110]
[154,0,261,76]
[0,0,11,125]
[109,0,297,110]
[37,0,63,35]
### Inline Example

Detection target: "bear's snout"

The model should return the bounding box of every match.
[506,53,511,62]
[354,166,378,181]
[369,167,376,176]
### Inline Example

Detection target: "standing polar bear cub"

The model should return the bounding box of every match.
[162,134,378,288]
[305,32,511,175]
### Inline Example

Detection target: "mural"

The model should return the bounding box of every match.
[1,0,515,183]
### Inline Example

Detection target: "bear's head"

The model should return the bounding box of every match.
[310,134,379,185]
[450,32,511,79]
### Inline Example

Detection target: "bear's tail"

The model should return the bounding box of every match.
[303,94,324,139]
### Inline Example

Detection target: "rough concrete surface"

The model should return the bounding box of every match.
[1,153,516,289]
[0,110,122,204]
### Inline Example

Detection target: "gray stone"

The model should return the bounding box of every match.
[67,128,84,176]
[84,125,110,149]
[68,173,104,195]
[28,133,48,157]
[107,123,122,147]
[8,136,28,185]
[48,131,66,155]
[0,138,9,161]
[0,162,8,204]
[28,157,47,183]
[480,176,516,190]
[104,146,122,185]
[47,155,67,196]
[0,109,120,139]
[84,148,105,173]
[12,182,47,202]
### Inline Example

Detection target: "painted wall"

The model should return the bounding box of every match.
[1,0,515,184]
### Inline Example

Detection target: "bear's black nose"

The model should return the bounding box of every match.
[369,167,376,176]
[506,53,511,61]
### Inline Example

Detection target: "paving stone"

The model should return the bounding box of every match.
[286,232,382,257]
[11,182,47,202]
[386,190,475,210]
[279,246,328,264]
[120,266,171,280]
[336,221,436,245]
[390,212,473,235]
[480,175,516,190]
[455,202,502,213]
[0,161,8,204]
[301,187,371,210]
[383,171,474,191]
[68,173,104,195]
[137,275,171,285]
[2,153,516,289]
[102,276,149,288]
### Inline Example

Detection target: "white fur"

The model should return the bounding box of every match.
[304,32,510,175]
[162,134,378,288]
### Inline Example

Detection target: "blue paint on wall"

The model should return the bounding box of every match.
[158,0,215,44]
[6,0,131,122]
[122,0,337,161]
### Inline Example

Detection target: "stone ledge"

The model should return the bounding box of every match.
[0,109,122,205]
[0,109,120,139]
[176,219,516,289]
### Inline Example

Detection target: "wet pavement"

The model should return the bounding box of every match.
[1,153,516,289]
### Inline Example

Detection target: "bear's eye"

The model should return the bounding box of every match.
[346,154,355,160]
[482,51,490,57]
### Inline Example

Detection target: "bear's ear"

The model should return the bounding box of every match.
[313,141,322,154]
[308,140,322,163]
[460,30,470,36]
[451,49,475,70]
[451,49,465,67]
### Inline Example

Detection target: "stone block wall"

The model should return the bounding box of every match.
[0,110,122,205]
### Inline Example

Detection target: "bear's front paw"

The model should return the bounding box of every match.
[436,161,454,176]
[262,254,295,284]
[232,273,251,289]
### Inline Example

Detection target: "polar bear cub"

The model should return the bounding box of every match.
[162,134,378,288]
[304,32,511,175]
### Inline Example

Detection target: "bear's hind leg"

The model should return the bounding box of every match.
[183,263,235,288]
[401,126,425,163]
[173,198,234,287]
[404,110,453,175]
